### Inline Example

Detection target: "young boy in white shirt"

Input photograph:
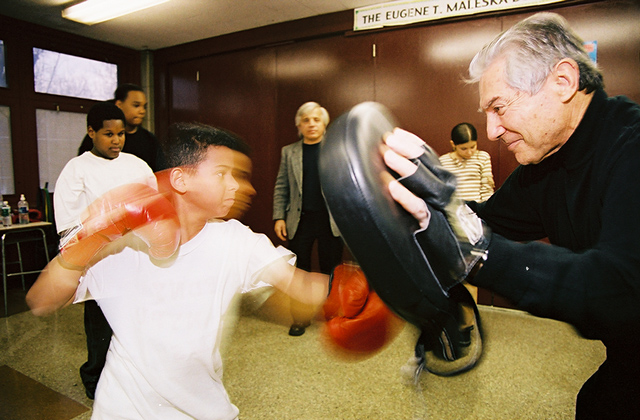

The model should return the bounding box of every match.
[53,101,155,399]
[55,102,154,234]
[28,122,338,419]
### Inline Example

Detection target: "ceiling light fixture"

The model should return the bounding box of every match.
[62,0,170,26]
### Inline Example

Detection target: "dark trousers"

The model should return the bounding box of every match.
[79,300,112,393]
[575,343,640,419]
[288,211,343,274]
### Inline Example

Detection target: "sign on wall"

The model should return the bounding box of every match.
[354,0,567,31]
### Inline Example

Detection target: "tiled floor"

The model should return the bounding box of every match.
[1,288,607,420]
[0,365,89,420]
[1,288,92,420]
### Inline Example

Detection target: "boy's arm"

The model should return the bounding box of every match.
[53,159,87,234]
[27,182,180,316]
[26,258,84,316]
[264,260,329,307]
[265,260,403,355]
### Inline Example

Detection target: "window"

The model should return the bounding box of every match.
[0,105,14,194]
[33,48,117,100]
[0,40,6,88]
[36,109,87,191]
[0,17,139,207]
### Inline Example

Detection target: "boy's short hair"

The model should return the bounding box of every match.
[160,122,251,170]
[114,83,144,102]
[87,101,126,131]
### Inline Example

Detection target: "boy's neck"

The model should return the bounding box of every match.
[172,198,208,245]
[90,149,117,160]
[126,124,139,134]
[179,221,206,245]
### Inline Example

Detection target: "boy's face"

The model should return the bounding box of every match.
[185,146,239,219]
[89,119,126,160]
[224,151,256,220]
[116,90,147,128]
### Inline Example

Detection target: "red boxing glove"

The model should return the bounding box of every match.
[59,183,180,269]
[323,263,404,358]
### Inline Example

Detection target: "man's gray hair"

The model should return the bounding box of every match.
[467,12,603,94]
[295,102,330,127]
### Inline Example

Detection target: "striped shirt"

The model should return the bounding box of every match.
[439,150,494,202]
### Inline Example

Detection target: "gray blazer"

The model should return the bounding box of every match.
[272,140,340,239]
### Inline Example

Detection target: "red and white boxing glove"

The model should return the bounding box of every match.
[323,263,404,358]
[59,183,180,269]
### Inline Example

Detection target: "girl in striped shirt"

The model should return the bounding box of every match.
[439,122,495,346]
[439,122,495,202]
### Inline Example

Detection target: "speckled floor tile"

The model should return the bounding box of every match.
[1,292,605,420]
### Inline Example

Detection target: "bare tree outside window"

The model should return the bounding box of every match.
[0,106,14,194]
[36,109,87,192]
[33,48,117,100]
[0,40,6,88]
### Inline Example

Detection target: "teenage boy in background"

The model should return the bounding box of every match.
[55,101,155,399]
[78,83,164,171]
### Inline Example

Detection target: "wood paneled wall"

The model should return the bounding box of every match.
[154,0,640,252]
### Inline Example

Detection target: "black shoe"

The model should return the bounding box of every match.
[288,324,306,336]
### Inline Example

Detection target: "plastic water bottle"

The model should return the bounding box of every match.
[18,194,29,224]
[1,201,11,227]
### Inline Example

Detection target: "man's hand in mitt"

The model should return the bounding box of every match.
[383,128,490,293]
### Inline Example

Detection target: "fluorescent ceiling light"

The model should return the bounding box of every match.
[62,0,170,26]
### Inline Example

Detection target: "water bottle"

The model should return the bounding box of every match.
[1,201,11,227]
[18,194,29,224]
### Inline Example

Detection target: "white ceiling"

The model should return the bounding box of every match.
[0,0,387,50]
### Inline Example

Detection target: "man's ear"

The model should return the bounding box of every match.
[115,100,124,110]
[87,126,96,140]
[553,58,580,102]
[169,167,188,194]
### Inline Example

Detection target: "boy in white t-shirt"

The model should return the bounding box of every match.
[53,101,155,400]
[55,102,154,235]
[27,122,339,419]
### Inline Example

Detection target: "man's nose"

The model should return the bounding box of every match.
[486,113,505,141]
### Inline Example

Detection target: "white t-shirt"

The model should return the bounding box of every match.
[54,151,154,233]
[75,219,293,420]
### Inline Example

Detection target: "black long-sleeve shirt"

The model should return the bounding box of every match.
[470,89,640,345]
[78,126,165,172]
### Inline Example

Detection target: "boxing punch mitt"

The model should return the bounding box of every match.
[319,102,485,376]
[59,182,180,269]
[323,263,404,359]
[399,143,491,290]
